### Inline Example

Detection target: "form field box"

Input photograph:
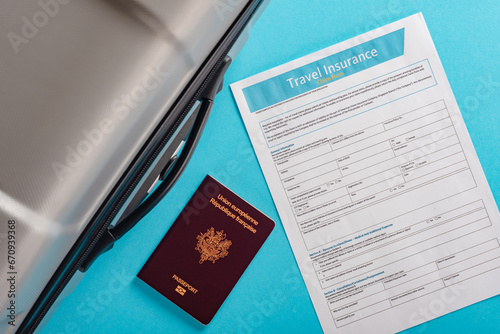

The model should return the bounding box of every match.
[331,283,388,318]
[290,185,328,205]
[294,187,349,213]
[286,169,343,196]
[383,100,446,131]
[399,143,463,174]
[328,282,386,308]
[283,160,340,187]
[337,141,393,168]
[443,255,500,287]
[332,106,448,166]
[334,300,392,327]
[390,280,445,307]
[404,159,468,184]
[390,117,453,149]
[296,194,352,222]
[383,263,437,290]
[440,246,500,284]
[341,149,396,176]
[280,151,337,179]
[346,166,400,193]
[331,124,386,151]
[350,175,405,200]
[393,128,457,157]
[276,143,331,171]
[388,107,450,143]
[437,238,499,270]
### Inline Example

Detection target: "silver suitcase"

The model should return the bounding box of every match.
[0,0,269,332]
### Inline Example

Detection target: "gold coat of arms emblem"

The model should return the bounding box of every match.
[195,227,232,264]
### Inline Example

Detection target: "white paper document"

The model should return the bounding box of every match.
[231,13,500,333]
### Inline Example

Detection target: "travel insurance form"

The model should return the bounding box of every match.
[231,14,500,333]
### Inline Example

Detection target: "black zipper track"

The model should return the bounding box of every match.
[19,1,263,333]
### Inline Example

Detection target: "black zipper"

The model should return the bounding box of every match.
[19,1,263,333]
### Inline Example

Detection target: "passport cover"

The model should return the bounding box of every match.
[137,175,275,325]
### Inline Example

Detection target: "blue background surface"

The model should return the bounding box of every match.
[42,0,500,333]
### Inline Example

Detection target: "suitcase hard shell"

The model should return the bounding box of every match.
[0,1,269,332]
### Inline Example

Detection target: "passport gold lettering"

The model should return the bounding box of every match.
[231,204,259,226]
[210,197,236,219]
[210,195,260,233]
[235,216,257,233]
[172,274,198,294]
[217,193,232,207]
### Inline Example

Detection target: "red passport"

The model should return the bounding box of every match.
[137,175,275,325]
